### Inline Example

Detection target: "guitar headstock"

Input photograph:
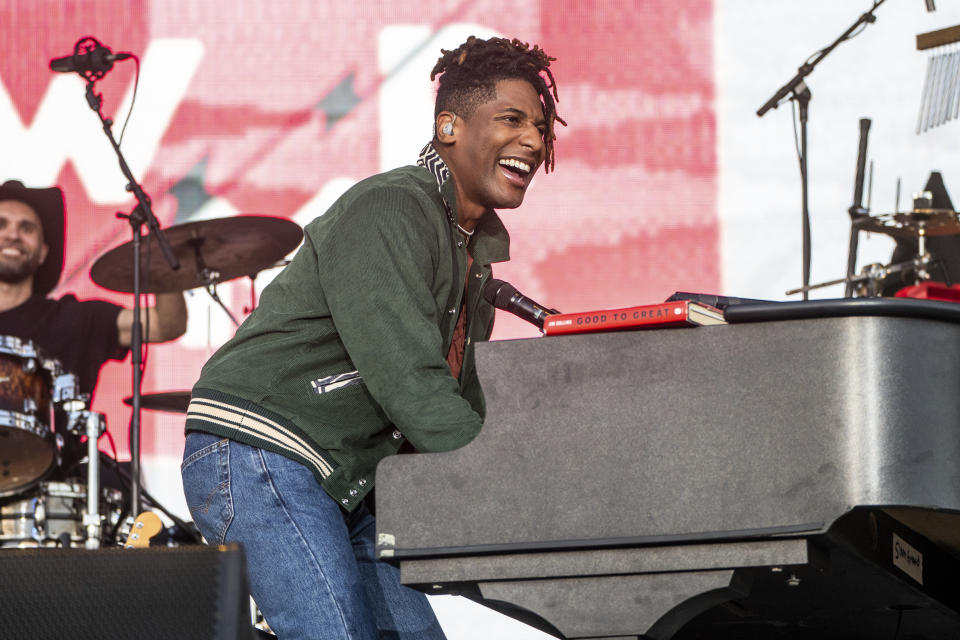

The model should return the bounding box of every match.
[124,511,164,549]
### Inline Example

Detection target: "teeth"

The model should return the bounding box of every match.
[1,248,22,257]
[499,158,531,174]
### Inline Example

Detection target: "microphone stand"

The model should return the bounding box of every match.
[756,0,887,300]
[82,79,179,520]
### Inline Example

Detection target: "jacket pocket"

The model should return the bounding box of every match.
[310,370,363,394]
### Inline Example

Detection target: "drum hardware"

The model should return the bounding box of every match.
[0,334,125,547]
[57,397,109,547]
[793,208,959,297]
[62,408,108,548]
[90,215,303,331]
[787,255,937,297]
[122,390,191,414]
[52,372,79,404]
[0,336,80,497]
[0,481,123,548]
[854,208,960,238]
[89,215,303,295]
[190,235,239,327]
[90,216,303,515]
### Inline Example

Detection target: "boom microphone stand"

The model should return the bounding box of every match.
[757,0,888,300]
[62,37,180,519]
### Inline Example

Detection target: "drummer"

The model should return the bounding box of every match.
[0,180,187,397]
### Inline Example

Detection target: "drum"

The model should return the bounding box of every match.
[0,336,78,496]
[0,481,123,548]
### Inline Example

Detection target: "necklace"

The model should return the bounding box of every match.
[456,223,475,237]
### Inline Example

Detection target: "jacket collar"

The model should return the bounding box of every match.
[417,142,509,265]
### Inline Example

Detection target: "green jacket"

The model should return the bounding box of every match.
[185,160,510,511]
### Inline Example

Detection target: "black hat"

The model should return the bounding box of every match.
[0,180,65,295]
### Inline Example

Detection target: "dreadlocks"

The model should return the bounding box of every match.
[431,36,566,172]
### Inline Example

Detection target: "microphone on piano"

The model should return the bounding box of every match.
[481,278,559,330]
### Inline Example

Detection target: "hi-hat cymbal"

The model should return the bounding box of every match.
[123,391,191,414]
[91,215,303,293]
[858,208,960,238]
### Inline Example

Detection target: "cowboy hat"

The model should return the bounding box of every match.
[0,180,65,295]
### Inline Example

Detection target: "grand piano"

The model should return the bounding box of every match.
[375,299,960,639]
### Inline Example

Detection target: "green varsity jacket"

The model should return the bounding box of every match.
[185,159,510,511]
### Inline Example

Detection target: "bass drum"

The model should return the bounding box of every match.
[0,481,124,548]
[0,335,78,496]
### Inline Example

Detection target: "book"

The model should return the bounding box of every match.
[542,300,726,336]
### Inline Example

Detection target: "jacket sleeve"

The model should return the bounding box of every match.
[312,185,482,452]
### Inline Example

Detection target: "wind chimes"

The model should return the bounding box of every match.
[916,24,960,133]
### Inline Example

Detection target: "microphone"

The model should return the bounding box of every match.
[49,43,131,75]
[481,278,559,330]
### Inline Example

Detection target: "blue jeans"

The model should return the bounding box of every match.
[181,431,446,640]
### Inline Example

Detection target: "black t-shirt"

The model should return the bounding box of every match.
[0,294,128,397]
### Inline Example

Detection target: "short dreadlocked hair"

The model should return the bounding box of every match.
[431,36,566,172]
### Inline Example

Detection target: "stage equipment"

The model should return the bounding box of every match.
[122,391,192,414]
[0,336,77,496]
[91,215,302,325]
[377,301,960,638]
[481,278,559,330]
[49,39,131,79]
[0,545,254,640]
[757,1,889,300]
[0,481,123,549]
[916,23,960,132]
[845,118,872,297]
[787,207,960,297]
[51,35,179,519]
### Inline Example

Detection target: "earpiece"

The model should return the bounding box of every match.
[441,114,457,137]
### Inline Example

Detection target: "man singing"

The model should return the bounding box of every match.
[182,35,564,639]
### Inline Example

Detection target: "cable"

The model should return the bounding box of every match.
[791,100,803,173]
[98,450,204,545]
[141,234,151,373]
[804,1,880,64]
[117,54,140,147]
[103,425,120,462]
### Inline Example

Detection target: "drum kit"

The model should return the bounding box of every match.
[0,214,302,549]
[786,204,960,297]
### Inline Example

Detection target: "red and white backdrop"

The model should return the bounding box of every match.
[3,1,960,635]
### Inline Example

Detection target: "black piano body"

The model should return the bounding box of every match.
[375,300,960,639]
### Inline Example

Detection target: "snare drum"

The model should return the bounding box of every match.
[0,335,78,496]
[0,480,123,548]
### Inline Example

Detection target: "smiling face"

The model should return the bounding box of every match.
[0,200,48,286]
[441,78,547,218]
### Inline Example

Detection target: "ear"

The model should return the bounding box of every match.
[38,242,48,265]
[436,111,457,143]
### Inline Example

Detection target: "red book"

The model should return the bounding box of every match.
[542,300,726,336]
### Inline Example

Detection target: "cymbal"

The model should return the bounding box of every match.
[123,391,191,414]
[858,209,960,238]
[91,215,303,293]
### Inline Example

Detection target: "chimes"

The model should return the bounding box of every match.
[916,24,960,133]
